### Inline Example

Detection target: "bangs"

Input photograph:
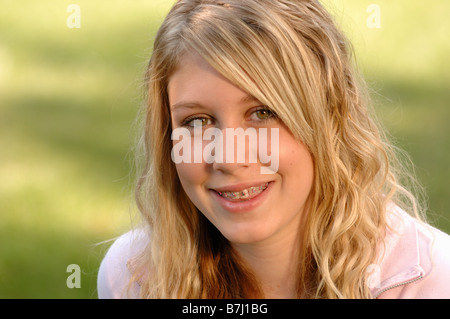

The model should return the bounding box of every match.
[168,0,315,144]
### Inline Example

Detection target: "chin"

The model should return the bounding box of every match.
[219,223,273,245]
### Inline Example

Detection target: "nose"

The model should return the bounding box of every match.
[212,159,249,175]
[207,127,257,174]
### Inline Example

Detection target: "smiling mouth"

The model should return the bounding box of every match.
[215,182,269,201]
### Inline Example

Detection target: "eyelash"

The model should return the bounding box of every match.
[180,116,212,128]
[180,107,277,128]
[251,107,277,121]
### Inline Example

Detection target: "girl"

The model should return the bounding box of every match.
[98,0,450,299]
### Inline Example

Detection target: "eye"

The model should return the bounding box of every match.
[250,108,276,121]
[182,116,213,128]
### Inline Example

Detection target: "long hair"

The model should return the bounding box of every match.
[132,0,425,298]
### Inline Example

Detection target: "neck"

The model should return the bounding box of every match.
[231,223,302,299]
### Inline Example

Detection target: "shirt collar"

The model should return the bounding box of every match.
[370,207,432,298]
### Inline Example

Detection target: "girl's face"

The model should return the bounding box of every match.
[168,53,314,246]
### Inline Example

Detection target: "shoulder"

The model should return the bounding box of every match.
[412,218,450,298]
[97,229,149,299]
[373,206,450,299]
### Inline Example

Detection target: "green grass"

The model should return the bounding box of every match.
[1,0,449,298]
[330,0,450,231]
[0,0,175,298]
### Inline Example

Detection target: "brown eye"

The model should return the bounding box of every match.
[252,108,275,121]
[183,117,212,128]
[191,118,209,127]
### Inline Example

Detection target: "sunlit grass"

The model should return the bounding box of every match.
[1,0,449,298]
[0,0,174,298]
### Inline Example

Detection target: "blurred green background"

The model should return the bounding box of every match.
[0,0,449,298]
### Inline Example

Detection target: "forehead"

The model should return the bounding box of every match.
[168,52,223,90]
[168,52,257,110]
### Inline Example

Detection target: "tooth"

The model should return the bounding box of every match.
[218,183,268,200]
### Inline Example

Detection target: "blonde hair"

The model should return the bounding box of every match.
[132,0,425,298]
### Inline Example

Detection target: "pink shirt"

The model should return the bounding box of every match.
[97,207,450,299]
[370,207,450,298]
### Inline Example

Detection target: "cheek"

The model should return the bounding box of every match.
[175,162,205,189]
[172,136,201,187]
[277,131,315,190]
[171,133,213,205]
[175,162,211,216]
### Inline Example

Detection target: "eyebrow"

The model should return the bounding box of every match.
[170,101,205,112]
[170,94,259,111]
[240,94,259,104]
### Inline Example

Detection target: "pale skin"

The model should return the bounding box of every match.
[168,52,315,298]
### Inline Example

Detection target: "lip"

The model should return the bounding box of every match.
[211,181,271,193]
[209,181,274,213]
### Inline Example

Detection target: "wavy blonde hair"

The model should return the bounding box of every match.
[132,0,425,298]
